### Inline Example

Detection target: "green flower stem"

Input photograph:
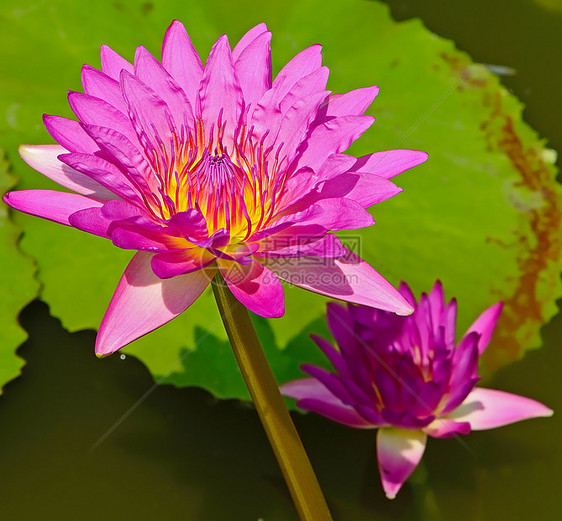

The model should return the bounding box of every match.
[212,274,333,521]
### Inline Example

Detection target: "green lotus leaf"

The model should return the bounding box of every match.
[1,0,560,402]
[0,151,39,393]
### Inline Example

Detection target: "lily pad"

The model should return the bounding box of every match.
[0,151,39,393]
[1,0,560,402]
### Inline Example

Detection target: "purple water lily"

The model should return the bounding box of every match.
[281,281,553,499]
[4,21,427,356]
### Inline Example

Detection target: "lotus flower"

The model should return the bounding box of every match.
[281,281,553,499]
[4,21,427,356]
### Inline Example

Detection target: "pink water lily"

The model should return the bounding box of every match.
[281,281,553,499]
[4,21,427,356]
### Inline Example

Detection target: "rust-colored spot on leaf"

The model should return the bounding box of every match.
[442,52,562,372]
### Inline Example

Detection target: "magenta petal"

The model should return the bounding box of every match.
[464,302,503,354]
[100,44,134,80]
[134,46,194,132]
[377,428,427,499]
[68,91,138,145]
[321,86,379,118]
[219,258,284,318]
[352,149,429,179]
[423,418,471,438]
[295,115,375,174]
[281,378,373,428]
[233,30,272,108]
[120,70,174,150]
[81,65,128,114]
[198,35,243,141]
[161,20,203,106]
[232,23,268,58]
[264,250,413,315]
[447,387,553,430]
[3,189,103,226]
[58,152,141,204]
[96,252,214,356]
[151,249,216,278]
[19,144,114,199]
[43,115,99,154]
[270,45,323,103]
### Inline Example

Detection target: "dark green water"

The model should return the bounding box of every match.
[1,1,561,519]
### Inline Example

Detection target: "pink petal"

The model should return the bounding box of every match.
[161,20,203,107]
[43,115,99,154]
[58,152,142,204]
[219,258,284,318]
[19,144,114,199]
[120,70,174,152]
[294,115,375,174]
[320,86,379,118]
[68,91,138,145]
[81,125,156,194]
[151,249,216,278]
[377,428,427,499]
[280,378,373,428]
[316,172,402,209]
[134,46,194,132]
[262,250,413,315]
[198,35,243,141]
[100,44,134,81]
[270,45,323,103]
[423,418,471,438]
[352,149,429,179]
[279,67,329,114]
[3,189,103,226]
[464,302,503,354]
[233,30,272,108]
[276,91,331,160]
[96,251,214,356]
[232,23,269,59]
[81,64,128,114]
[447,387,553,430]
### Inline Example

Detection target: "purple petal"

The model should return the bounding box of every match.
[263,250,413,315]
[447,387,553,430]
[19,144,114,199]
[219,258,284,318]
[161,20,203,107]
[198,35,243,141]
[233,29,272,108]
[464,302,503,354]
[377,428,427,499]
[96,251,214,356]
[351,149,429,179]
[281,378,374,428]
[100,44,134,80]
[3,189,103,226]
